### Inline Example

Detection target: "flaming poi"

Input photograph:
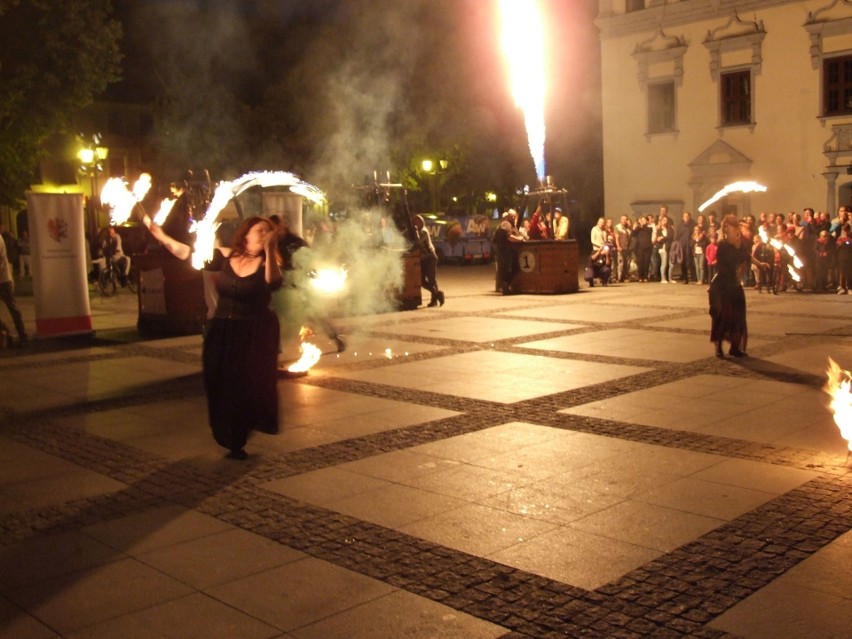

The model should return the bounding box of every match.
[824,357,852,460]
[101,174,152,225]
[499,0,547,181]
[698,181,767,213]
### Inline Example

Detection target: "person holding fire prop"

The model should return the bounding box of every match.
[708,214,770,358]
[148,216,282,460]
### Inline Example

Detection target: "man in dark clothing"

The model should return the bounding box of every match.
[492,210,524,294]
[675,211,697,283]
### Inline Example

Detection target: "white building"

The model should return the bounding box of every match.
[596,0,852,220]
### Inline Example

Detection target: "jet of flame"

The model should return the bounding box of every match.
[499,0,547,181]
[101,174,152,225]
[698,181,767,213]
[824,357,852,454]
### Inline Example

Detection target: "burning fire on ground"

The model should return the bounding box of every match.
[286,327,322,374]
[825,358,852,460]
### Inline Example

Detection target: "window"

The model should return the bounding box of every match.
[721,69,751,126]
[824,54,852,117]
[648,82,675,133]
[626,0,645,13]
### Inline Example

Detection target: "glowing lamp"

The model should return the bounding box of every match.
[422,159,434,173]
[78,148,94,165]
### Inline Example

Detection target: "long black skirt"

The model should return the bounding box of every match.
[708,274,747,349]
[202,311,280,451]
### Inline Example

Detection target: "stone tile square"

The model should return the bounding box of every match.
[658,312,851,337]
[569,500,723,553]
[291,589,507,639]
[334,351,649,403]
[691,458,818,494]
[398,503,557,556]
[497,302,678,323]
[709,577,852,639]
[375,316,577,343]
[488,525,661,591]
[205,557,395,631]
[6,558,193,635]
[761,342,852,378]
[0,531,122,591]
[260,467,390,506]
[521,327,741,363]
[0,468,127,511]
[634,476,777,520]
[409,422,574,464]
[82,505,233,555]
[400,463,534,502]
[66,592,278,639]
[337,450,462,483]
[0,595,60,638]
[326,483,468,528]
[780,536,852,601]
[309,335,444,370]
[138,528,306,590]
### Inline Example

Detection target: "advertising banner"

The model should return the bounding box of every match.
[26,192,93,337]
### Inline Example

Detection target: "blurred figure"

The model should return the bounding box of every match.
[17,229,31,279]
[0,231,27,347]
[493,209,524,294]
[553,207,569,240]
[413,215,444,307]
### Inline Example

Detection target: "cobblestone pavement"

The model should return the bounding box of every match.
[0,266,850,638]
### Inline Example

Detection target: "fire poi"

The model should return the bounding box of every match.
[698,181,767,213]
[825,357,852,462]
[103,170,332,373]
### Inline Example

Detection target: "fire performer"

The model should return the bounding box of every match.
[148,216,281,460]
[709,214,769,358]
[413,215,445,307]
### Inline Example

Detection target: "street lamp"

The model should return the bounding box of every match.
[421,158,448,214]
[78,134,109,234]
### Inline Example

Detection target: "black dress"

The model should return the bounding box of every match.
[203,253,281,452]
[708,240,750,349]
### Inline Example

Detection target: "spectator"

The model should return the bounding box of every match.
[0,231,27,347]
[632,216,653,283]
[814,229,831,293]
[675,211,697,283]
[653,215,673,283]
[17,229,31,279]
[836,224,851,295]
[553,207,569,240]
[692,224,708,285]
[705,233,718,282]
[614,214,632,283]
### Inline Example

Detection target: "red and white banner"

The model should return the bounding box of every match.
[26,193,93,337]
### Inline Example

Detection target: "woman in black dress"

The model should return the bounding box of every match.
[150,216,282,459]
[709,214,768,358]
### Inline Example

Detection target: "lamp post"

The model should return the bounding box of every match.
[78,135,109,235]
[421,158,448,214]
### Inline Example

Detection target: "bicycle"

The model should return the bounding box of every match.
[97,256,137,297]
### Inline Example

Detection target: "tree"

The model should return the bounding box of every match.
[0,0,122,207]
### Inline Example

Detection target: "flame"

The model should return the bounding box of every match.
[287,341,322,373]
[824,358,852,453]
[787,265,801,282]
[101,173,152,225]
[153,198,177,225]
[309,266,348,295]
[191,171,326,270]
[499,0,547,181]
[698,181,767,213]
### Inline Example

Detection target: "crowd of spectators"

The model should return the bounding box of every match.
[588,205,852,294]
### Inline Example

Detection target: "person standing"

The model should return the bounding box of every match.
[493,209,524,294]
[0,232,27,347]
[709,215,769,358]
[17,229,31,279]
[149,216,281,460]
[413,215,444,307]
[614,214,632,282]
[632,216,653,282]
[675,211,697,283]
[553,207,569,240]
[653,215,674,283]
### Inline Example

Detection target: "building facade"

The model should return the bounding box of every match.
[596,0,852,220]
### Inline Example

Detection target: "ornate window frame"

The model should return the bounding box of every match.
[804,0,852,121]
[703,12,766,131]
[632,28,686,138]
